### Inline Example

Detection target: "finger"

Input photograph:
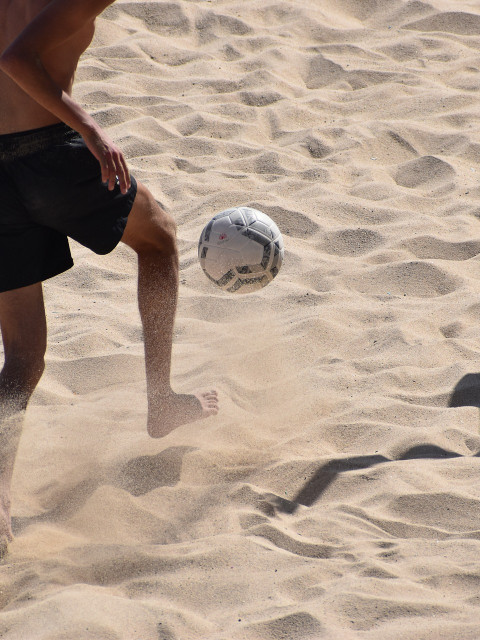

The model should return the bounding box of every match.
[124,159,131,191]
[115,152,130,194]
[101,152,114,188]
[106,153,117,191]
[100,154,109,185]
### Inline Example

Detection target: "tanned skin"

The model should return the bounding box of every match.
[0,0,219,549]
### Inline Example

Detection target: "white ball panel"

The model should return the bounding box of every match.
[199,206,284,294]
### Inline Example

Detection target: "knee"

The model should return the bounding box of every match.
[123,186,178,257]
[148,208,178,257]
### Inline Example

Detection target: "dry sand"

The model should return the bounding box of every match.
[3,0,480,637]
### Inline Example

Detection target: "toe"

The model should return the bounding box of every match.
[202,391,218,402]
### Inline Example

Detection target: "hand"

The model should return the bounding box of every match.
[82,125,131,194]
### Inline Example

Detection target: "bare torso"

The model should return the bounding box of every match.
[0,0,95,134]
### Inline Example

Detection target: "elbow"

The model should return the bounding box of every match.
[0,45,33,78]
[0,48,20,76]
[0,49,13,73]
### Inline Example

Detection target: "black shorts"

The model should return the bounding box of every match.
[0,122,137,293]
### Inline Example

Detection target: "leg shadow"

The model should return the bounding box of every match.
[274,445,462,515]
[273,376,480,515]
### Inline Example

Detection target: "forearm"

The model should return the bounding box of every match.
[0,49,99,137]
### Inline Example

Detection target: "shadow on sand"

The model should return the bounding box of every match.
[449,373,480,409]
[272,374,480,514]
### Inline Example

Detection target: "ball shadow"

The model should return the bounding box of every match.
[449,373,480,409]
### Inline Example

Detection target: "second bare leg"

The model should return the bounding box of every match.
[0,283,47,546]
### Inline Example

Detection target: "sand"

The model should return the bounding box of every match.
[3,0,480,637]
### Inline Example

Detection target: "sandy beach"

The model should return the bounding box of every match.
[3,0,480,637]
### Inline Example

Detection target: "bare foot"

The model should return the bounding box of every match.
[147,389,219,438]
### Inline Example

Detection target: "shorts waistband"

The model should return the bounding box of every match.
[0,123,78,161]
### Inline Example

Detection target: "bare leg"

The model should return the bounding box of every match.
[0,284,47,547]
[122,183,218,437]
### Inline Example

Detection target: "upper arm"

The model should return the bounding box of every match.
[1,0,114,60]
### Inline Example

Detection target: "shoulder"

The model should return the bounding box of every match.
[1,0,115,58]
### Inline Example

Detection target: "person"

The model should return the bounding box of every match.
[0,0,219,548]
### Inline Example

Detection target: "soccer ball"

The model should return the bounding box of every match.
[198,206,284,293]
